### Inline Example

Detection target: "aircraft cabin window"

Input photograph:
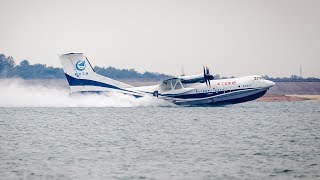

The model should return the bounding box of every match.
[175,82,183,89]
[173,80,184,90]
[161,81,172,91]
[254,77,263,80]
[161,79,184,91]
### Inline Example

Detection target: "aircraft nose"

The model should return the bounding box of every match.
[265,80,275,88]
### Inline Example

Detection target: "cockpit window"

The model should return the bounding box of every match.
[254,76,263,80]
[175,82,183,89]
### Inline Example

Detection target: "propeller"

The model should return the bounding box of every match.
[203,66,207,86]
[203,66,214,87]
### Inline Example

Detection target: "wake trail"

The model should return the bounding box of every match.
[0,79,174,107]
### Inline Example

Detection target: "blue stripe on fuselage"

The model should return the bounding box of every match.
[65,73,122,90]
[64,73,143,95]
[161,88,256,99]
[69,90,143,98]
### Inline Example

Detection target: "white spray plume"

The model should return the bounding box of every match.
[0,79,174,107]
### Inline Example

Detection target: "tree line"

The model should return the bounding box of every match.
[0,53,319,81]
[0,53,171,80]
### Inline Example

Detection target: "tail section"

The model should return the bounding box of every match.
[59,52,132,93]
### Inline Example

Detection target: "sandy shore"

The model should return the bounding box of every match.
[286,95,320,101]
[258,94,320,102]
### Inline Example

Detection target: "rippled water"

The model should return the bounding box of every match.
[0,102,320,179]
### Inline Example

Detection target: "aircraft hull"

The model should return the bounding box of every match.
[163,88,269,106]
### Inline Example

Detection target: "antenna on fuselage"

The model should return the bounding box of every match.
[181,65,185,77]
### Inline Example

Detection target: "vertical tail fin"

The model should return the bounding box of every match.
[59,52,132,92]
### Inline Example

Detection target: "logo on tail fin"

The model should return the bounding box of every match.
[75,60,86,71]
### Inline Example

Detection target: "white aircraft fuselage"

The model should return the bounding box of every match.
[59,53,275,106]
[129,75,275,106]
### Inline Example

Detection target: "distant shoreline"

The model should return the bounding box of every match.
[258,94,320,102]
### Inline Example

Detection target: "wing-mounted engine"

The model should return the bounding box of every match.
[180,66,214,86]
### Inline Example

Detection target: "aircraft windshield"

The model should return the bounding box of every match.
[161,79,184,92]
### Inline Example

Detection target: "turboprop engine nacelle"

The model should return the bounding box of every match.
[180,66,214,85]
[180,74,214,84]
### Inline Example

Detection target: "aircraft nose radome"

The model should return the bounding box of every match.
[265,80,275,87]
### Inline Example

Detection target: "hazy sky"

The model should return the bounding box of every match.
[0,0,319,77]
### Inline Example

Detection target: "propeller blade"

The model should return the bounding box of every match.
[203,66,210,86]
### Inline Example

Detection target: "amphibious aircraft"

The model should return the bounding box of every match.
[59,52,275,106]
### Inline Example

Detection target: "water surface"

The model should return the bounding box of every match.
[0,102,319,179]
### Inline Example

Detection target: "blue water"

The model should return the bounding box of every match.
[0,101,319,179]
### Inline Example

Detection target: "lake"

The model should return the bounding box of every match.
[0,101,319,179]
